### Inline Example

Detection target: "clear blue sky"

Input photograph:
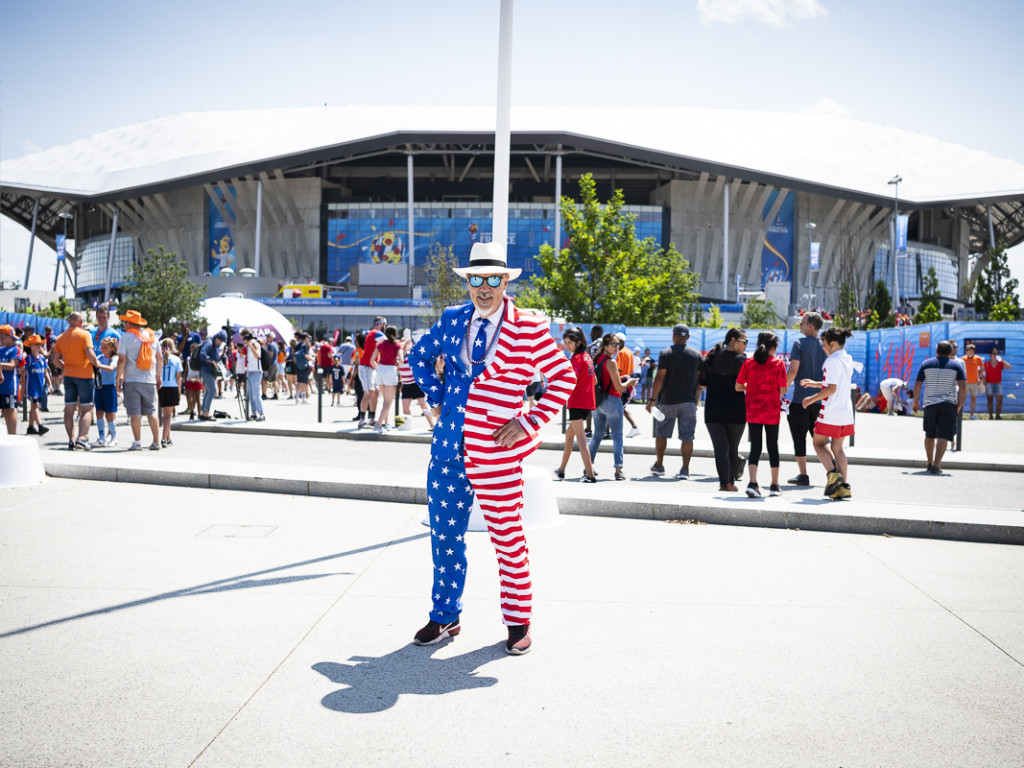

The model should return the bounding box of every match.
[2,0,1023,289]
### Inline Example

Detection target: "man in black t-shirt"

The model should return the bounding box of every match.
[647,324,704,479]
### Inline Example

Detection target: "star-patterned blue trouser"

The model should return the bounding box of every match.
[427,455,475,624]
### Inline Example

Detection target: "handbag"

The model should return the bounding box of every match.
[593,354,607,407]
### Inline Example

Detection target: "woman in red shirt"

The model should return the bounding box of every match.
[373,325,402,432]
[555,327,597,483]
[736,331,788,498]
[985,348,1013,419]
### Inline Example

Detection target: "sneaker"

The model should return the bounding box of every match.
[554,468,565,480]
[38,425,49,436]
[582,474,597,484]
[927,465,943,475]
[68,441,76,451]
[745,482,761,498]
[970,414,978,420]
[626,427,641,438]
[769,484,782,497]
[413,619,461,646]
[506,624,532,655]
[160,439,169,448]
[128,441,143,451]
[675,467,689,480]
[164,439,173,447]
[26,425,38,435]
[614,468,626,481]
[584,430,593,438]
[105,435,118,447]
[255,414,265,422]
[650,463,665,475]
[788,474,810,486]
[832,483,852,500]
[824,470,844,497]
[91,437,107,448]
[734,457,747,481]
[74,438,91,451]
[148,443,161,451]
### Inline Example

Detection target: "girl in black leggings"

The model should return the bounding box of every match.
[736,332,788,498]
[699,328,749,491]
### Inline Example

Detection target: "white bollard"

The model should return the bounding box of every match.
[0,435,47,488]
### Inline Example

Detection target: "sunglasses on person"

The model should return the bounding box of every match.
[468,275,504,288]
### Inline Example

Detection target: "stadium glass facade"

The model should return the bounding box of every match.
[874,242,959,300]
[75,233,136,293]
[324,201,664,284]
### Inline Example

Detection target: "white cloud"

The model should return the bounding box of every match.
[697,0,829,27]
[799,97,850,117]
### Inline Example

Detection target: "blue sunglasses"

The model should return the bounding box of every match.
[468,274,505,288]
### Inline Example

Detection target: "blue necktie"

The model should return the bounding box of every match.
[471,318,489,379]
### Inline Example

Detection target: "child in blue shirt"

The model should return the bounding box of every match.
[93,336,120,447]
[0,324,23,435]
[23,334,52,436]
[159,338,183,447]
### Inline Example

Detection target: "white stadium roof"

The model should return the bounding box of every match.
[2,106,1023,207]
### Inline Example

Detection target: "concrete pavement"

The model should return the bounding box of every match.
[1,479,1022,767]
[27,392,1024,545]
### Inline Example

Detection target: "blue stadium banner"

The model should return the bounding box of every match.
[810,241,820,271]
[895,214,909,252]
[760,191,794,288]
[208,186,237,275]
[56,235,66,262]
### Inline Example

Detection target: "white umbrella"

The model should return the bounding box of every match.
[201,297,296,345]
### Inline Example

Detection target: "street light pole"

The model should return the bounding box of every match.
[888,175,902,315]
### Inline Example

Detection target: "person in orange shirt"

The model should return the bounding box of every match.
[960,344,985,420]
[49,312,101,450]
[614,331,641,437]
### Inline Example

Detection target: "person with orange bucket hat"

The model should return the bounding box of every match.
[23,334,52,436]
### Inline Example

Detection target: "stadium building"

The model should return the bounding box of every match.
[3,106,1023,330]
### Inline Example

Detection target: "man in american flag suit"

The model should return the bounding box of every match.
[408,241,575,655]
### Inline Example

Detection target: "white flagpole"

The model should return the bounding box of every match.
[491,0,513,249]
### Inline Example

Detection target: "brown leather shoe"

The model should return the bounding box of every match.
[413,619,460,646]
[506,624,532,655]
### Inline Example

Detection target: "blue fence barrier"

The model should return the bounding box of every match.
[0,311,69,336]
[549,321,1023,414]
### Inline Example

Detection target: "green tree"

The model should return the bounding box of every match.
[866,280,895,328]
[742,297,782,328]
[832,282,860,329]
[118,246,207,335]
[974,240,1020,320]
[701,304,724,329]
[529,173,700,325]
[914,266,943,324]
[422,242,467,326]
[42,297,73,320]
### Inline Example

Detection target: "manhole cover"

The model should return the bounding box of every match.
[198,525,278,538]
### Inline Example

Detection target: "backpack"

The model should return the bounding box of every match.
[190,343,204,372]
[593,354,608,407]
[259,343,273,371]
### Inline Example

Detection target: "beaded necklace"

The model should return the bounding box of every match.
[465,308,504,366]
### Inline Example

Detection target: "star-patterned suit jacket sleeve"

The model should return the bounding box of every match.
[407,313,448,409]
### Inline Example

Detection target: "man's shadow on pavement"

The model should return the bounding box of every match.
[313,641,504,714]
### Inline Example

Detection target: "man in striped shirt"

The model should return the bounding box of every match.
[912,340,966,474]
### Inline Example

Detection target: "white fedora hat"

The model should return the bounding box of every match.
[452,242,522,280]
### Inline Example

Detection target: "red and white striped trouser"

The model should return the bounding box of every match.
[464,455,532,626]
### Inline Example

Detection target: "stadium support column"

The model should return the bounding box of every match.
[103,207,120,302]
[987,205,996,249]
[554,152,562,253]
[24,198,40,288]
[491,0,513,248]
[722,182,730,301]
[888,174,901,314]
[254,179,263,277]
[407,154,415,294]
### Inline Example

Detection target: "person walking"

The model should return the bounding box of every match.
[912,340,966,473]
[588,333,632,481]
[241,329,265,422]
[646,323,703,479]
[801,327,856,499]
[49,312,101,450]
[785,311,826,486]
[555,326,597,483]
[736,331,788,498]
[115,309,162,451]
[373,325,401,432]
[407,242,575,655]
[984,348,1012,419]
[699,328,748,492]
